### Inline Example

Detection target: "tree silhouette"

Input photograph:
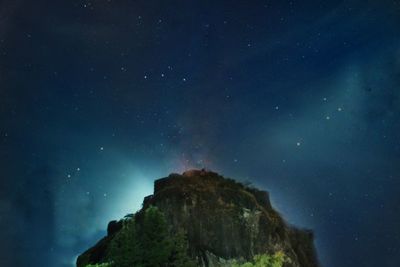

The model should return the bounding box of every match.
[106,206,194,267]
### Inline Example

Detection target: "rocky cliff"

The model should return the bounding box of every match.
[77,169,319,267]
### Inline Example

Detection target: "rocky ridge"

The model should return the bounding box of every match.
[77,169,319,267]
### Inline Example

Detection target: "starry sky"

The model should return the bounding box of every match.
[0,1,400,266]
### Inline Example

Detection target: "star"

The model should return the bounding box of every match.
[100,147,104,151]
[296,142,301,146]
[337,107,342,111]
[326,116,331,120]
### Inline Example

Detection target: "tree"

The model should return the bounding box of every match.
[107,206,195,267]
[168,229,196,267]
[139,206,173,267]
[107,219,141,267]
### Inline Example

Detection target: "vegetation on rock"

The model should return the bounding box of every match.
[232,251,286,267]
[104,206,194,267]
[78,170,319,267]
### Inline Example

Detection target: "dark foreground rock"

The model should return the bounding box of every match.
[77,169,319,267]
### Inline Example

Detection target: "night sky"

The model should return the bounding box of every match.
[1,1,400,266]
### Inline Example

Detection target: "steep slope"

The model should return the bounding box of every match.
[77,170,319,267]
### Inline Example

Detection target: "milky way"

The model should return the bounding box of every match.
[0,1,399,267]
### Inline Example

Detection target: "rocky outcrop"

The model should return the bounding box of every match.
[77,169,319,267]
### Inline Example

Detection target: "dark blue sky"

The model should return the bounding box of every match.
[1,1,399,266]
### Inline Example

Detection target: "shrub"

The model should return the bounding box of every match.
[85,263,111,267]
[232,251,286,267]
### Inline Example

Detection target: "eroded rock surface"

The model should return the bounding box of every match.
[77,170,319,267]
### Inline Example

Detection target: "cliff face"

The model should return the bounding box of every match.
[77,170,319,267]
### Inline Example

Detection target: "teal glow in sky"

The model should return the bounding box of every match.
[1,1,400,267]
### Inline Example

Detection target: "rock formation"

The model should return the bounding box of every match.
[77,169,319,267]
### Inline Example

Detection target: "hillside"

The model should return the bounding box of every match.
[77,169,319,267]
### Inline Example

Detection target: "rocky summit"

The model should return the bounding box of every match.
[77,169,319,267]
